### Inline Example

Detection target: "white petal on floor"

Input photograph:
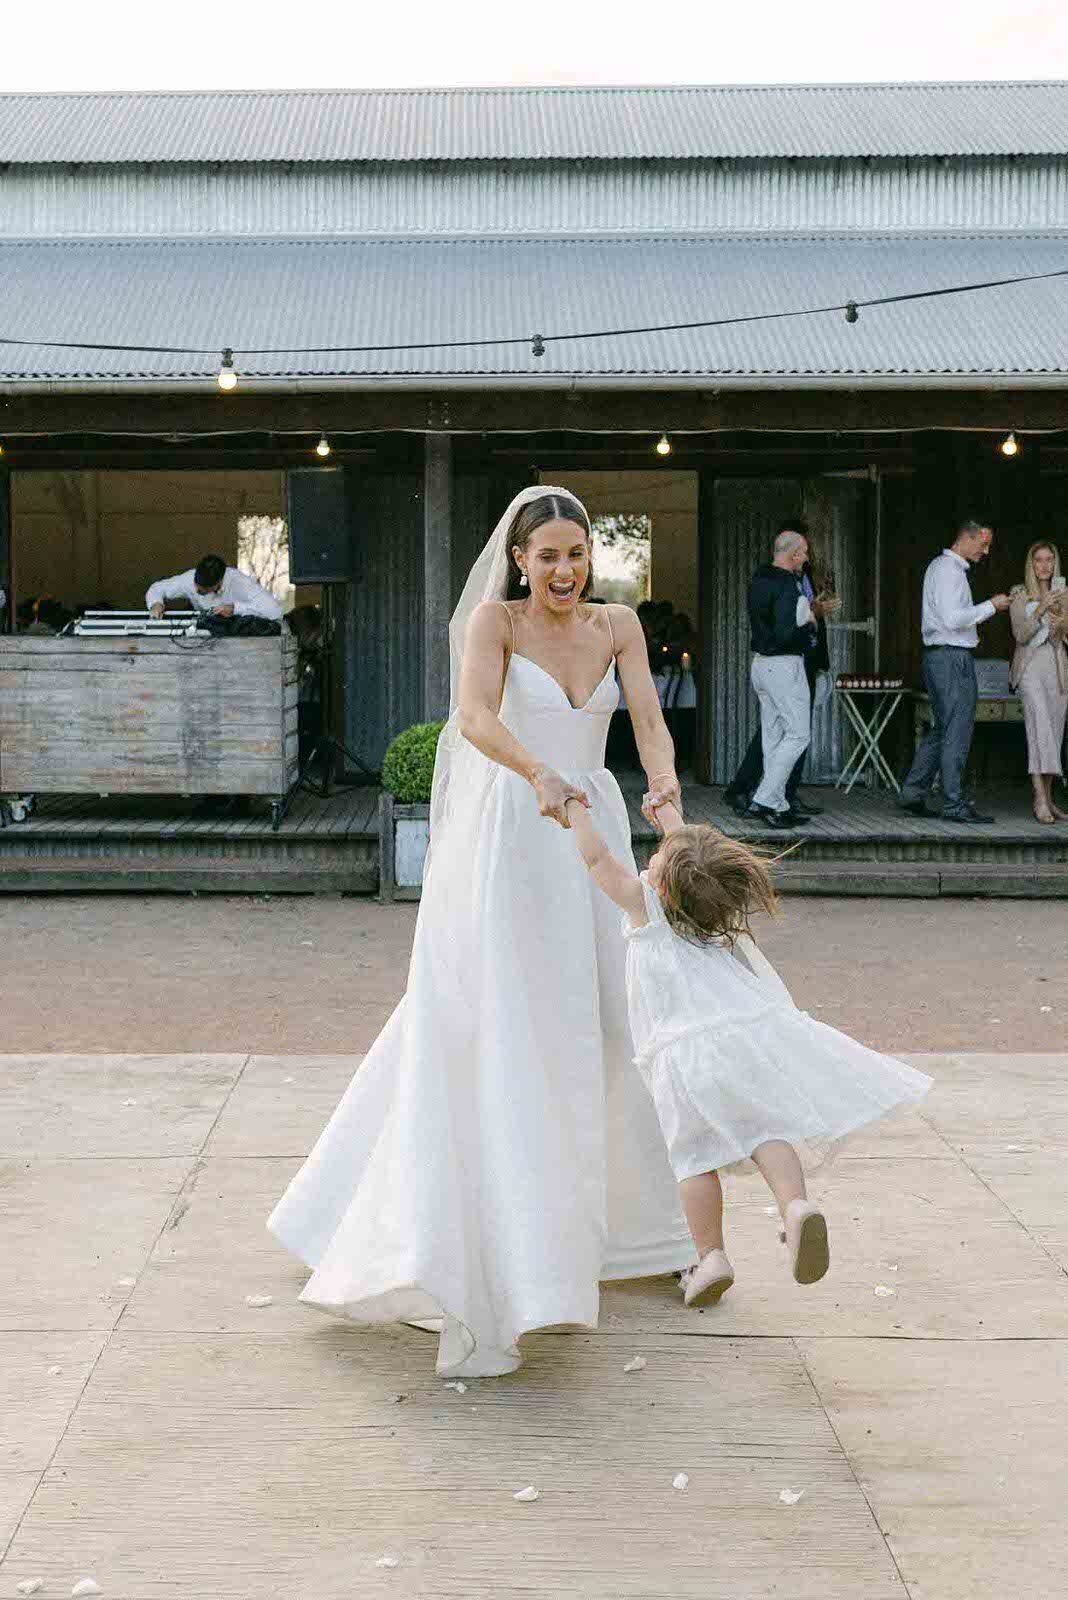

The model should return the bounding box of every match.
[47,1364,63,1375]
[873,1285,896,1298]
[444,1380,468,1393]
[672,1472,690,1490]
[779,1488,805,1505]
[513,1485,540,1502]
[374,1555,399,1569]
[17,1581,45,1597]
[244,1295,273,1308]
[623,1356,647,1373]
[72,1582,103,1598]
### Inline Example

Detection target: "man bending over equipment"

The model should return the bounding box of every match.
[146,553,283,622]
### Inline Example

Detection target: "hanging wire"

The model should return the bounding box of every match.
[0,265,1065,361]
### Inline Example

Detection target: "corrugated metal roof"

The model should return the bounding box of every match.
[5,156,1068,239]
[1,233,1066,382]
[1,83,1067,164]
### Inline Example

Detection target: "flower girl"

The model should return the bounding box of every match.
[564,795,931,1306]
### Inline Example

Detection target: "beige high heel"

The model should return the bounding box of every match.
[781,1199,830,1285]
[683,1248,735,1306]
[1034,803,1055,825]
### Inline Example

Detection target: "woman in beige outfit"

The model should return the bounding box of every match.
[1009,541,1068,824]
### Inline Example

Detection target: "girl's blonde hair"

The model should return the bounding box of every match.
[1023,541,1062,601]
[656,824,778,948]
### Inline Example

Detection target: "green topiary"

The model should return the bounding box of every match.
[381,721,446,804]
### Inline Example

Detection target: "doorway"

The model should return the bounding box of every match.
[704,473,875,785]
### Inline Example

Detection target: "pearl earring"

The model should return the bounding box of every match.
[519,572,528,588]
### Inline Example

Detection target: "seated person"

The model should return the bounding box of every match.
[146,553,283,621]
[18,596,72,635]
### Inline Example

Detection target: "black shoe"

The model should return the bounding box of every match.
[791,794,824,815]
[723,789,752,817]
[747,804,804,830]
[783,809,813,824]
[899,799,931,817]
[942,805,995,825]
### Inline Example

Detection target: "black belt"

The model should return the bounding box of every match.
[924,644,973,652]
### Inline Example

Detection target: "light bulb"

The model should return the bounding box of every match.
[315,433,331,458]
[656,433,671,456]
[217,349,238,392]
[1000,432,1019,457]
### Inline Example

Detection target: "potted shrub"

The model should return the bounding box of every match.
[378,721,444,900]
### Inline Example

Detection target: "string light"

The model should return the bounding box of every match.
[217,349,238,392]
[315,433,331,458]
[656,434,672,456]
[844,301,859,324]
[531,333,546,357]
[1000,431,1019,457]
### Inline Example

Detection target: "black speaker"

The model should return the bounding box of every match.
[286,467,356,583]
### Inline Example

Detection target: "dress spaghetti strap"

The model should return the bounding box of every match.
[604,604,616,658]
[497,600,517,652]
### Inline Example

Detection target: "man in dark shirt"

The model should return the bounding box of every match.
[744,526,819,828]
[724,546,829,818]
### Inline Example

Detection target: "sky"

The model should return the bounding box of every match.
[1,0,1066,92]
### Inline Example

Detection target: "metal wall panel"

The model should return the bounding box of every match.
[4,158,1067,238]
[342,472,424,770]
[3,84,1067,164]
[703,475,868,785]
[704,478,799,785]
[800,475,867,782]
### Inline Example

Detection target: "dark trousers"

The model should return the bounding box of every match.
[726,659,817,802]
[900,647,978,816]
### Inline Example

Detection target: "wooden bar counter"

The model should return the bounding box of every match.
[0,632,299,825]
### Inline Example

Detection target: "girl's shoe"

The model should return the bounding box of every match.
[683,1249,735,1306]
[781,1200,830,1285]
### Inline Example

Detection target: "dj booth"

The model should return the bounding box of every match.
[0,615,299,828]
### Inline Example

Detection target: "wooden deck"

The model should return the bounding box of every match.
[1,777,1065,895]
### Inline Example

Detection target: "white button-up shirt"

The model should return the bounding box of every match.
[144,566,283,621]
[921,549,996,649]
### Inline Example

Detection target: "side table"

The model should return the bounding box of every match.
[834,684,906,794]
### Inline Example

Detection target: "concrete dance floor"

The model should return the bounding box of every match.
[2,1050,1066,1599]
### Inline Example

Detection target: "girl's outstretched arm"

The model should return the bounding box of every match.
[648,798,685,836]
[565,798,647,923]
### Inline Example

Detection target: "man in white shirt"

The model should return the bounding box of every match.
[145,553,283,622]
[899,520,1009,823]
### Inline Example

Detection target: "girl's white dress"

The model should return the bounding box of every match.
[268,656,692,1378]
[623,876,932,1180]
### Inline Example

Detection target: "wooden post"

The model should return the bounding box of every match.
[423,433,452,721]
[694,468,715,785]
[0,467,10,633]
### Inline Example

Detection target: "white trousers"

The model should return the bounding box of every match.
[750,654,812,814]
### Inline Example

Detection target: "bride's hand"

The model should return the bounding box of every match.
[532,767,590,827]
[644,772,682,826]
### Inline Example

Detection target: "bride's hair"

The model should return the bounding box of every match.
[505,492,594,601]
[656,826,778,950]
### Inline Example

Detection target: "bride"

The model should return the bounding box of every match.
[268,485,694,1376]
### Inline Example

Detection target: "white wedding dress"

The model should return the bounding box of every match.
[268,644,694,1376]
